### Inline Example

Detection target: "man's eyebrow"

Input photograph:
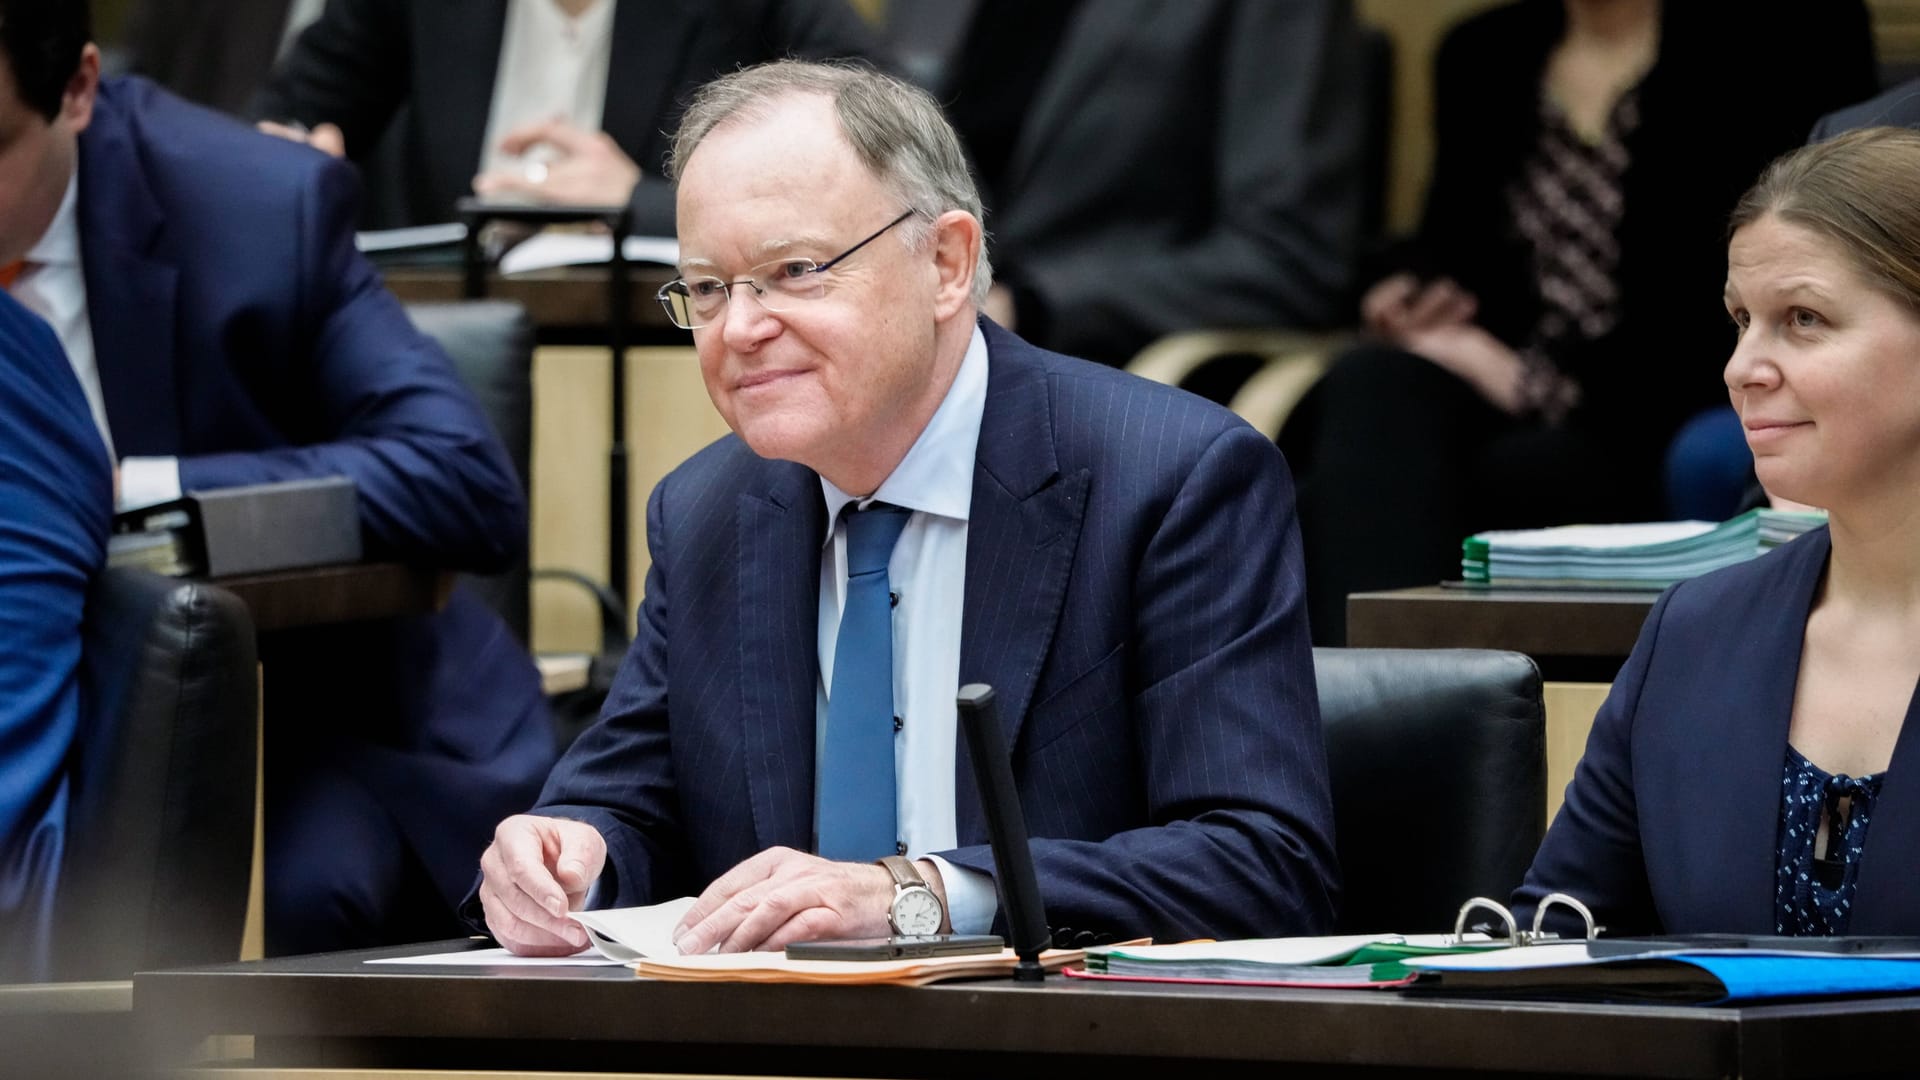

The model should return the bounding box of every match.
[751,233,836,258]
[679,233,839,275]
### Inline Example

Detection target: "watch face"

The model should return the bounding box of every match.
[892,886,943,935]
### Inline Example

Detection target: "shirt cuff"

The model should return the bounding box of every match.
[118,455,182,512]
[926,854,997,936]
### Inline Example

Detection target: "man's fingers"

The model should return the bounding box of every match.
[675,847,811,953]
[677,847,787,934]
[481,880,587,955]
[497,118,597,157]
[480,843,575,938]
[719,880,861,953]
[472,170,542,201]
[757,906,849,953]
[546,819,606,900]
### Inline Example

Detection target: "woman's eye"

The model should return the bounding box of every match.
[1789,307,1822,328]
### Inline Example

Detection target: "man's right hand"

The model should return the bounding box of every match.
[256,120,347,159]
[477,814,608,956]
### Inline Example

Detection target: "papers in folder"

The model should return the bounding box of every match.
[1071,933,1503,988]
[1460,508,1827,588]
[633,947,1085,986]
[498,231,680,275]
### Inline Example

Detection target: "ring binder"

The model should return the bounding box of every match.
[1448,892,1604,946]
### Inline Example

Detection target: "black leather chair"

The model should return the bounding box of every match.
[1315,647,1545,934]
[405,300,629,749]
[54,568,258,980]
[405,300,535,642]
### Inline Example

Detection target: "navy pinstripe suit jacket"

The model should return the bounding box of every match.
[536,320,1339,942]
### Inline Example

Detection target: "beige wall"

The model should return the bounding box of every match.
[529,346,729,654]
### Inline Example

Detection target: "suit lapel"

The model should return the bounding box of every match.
[1692,531,1829,931]
[75,95,182,456]
[1003,0,1161,196]
[600,0,699,167]
[736,463,826,853]
[953,322,1089,841]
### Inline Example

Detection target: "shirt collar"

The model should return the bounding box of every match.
[25,172,80,268]
[819,324,988,546]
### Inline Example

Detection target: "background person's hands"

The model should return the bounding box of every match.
[256,120,346,158]
[472,119,641,206]
[477,814,608,956]
[1362,273,1478,342]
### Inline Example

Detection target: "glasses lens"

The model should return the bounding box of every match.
[753,259,824,311]
[659,284,701,329]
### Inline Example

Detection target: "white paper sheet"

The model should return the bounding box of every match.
[498,232,679,275]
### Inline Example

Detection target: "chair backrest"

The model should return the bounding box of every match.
[1314,647,1545,934]
[55,568,258,980]
[405,300,535,642]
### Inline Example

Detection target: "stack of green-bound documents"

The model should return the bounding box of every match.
[1460,508,1826,588]
[1070,934,1508,988]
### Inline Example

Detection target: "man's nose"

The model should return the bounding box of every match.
[719,281,779,347]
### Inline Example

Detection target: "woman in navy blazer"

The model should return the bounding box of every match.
[1516,127,1920,937]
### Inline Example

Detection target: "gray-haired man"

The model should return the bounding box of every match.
[474,60,1337,956]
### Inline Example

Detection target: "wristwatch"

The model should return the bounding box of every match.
[877,854,945,936]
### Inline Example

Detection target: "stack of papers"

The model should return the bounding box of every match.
[634,947,1084,986]
[1071,933,1502,988]
[1461,508,1827,588]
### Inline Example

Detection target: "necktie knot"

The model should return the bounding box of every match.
[844,503,910,577]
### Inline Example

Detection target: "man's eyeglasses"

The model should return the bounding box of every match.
[656,209,920,330]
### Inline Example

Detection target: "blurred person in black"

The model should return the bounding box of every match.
[1281,0,1877,644]
[253,0,877,230]
[881,0,1368,367]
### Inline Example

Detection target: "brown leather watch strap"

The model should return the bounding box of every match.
[876,854,924,888]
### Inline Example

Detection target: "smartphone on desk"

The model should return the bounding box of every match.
[785,934,1004,961]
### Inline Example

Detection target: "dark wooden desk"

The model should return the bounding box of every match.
[1347,585,1659,682]
[133,941,1920,1078]
[206,562,452,633]
[383,265,681,342]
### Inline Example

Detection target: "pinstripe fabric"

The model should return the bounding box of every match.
[533,319,1339,941]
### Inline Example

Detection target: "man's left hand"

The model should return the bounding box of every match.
[472,119,641,206]
[671,847,898,954]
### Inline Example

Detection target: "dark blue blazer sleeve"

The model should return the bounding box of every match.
[1512,588,1674,935]
[0,295,112,978]
[935,423,1338,940]
[171,154,527,573]
[532,477,689,907]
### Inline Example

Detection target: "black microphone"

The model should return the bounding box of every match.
[956,683,1051,982]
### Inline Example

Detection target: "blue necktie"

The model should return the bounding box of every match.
[817,502,911,861]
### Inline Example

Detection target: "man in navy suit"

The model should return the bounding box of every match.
[0,292,112,981]
[477,60,1337,955]
[0,0,555,954]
